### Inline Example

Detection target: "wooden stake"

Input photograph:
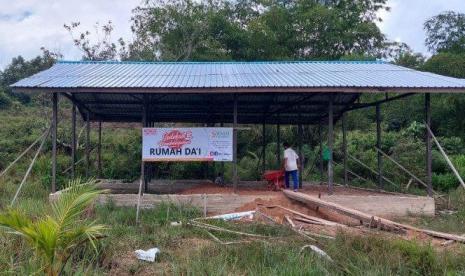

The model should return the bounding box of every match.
[349,154,398,188]
[426,124,465,190]
[11,126,51,206]
[0,130,47,178]
[136,102,147,224]
[203,194,207,217]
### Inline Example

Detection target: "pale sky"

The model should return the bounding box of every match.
[0,0,464,68]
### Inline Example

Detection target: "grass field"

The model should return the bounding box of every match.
[2,175,465,275]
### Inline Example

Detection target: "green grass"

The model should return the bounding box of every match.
[2,172,465,275]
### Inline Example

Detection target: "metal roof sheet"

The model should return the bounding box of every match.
[11,60,465,92]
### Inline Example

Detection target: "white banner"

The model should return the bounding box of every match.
[142,128,233,162]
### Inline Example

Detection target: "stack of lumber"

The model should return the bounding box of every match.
[283,190,465,243]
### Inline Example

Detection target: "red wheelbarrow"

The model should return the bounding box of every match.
[263,170,285,191]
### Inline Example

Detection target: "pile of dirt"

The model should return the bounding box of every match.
[231,190,458,248]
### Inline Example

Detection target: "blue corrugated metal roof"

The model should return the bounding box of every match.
[11,60,465,90]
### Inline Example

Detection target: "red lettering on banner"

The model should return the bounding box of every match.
[158,130,193,149]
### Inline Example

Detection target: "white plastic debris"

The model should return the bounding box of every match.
[209,211,255,221]
[170,221,182,226]
[135,248,160,262]
[300,245,333,262]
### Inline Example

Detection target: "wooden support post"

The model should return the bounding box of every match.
[277,116,281,165]
[71,103,76,179]
[97,120,102,178]
[52,93,58,193]
[328,96,334,194]
[262,120,266,174]
[142,100,148,193]
[220,121,225,177]
[136,101,147,223]
[298,121,303,188]
[85,110,90,178]
[318,123,323,181]
[425,93,433,197]
[203,194,207,217]
[233,94,238,193]
[342,112,348,186]
[376,104,383,189]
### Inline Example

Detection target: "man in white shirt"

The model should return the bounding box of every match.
[283,142,300,192]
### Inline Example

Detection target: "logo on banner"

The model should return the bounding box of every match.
[144,129,157,135]
[159,130,193,149]
[209,129,230,139]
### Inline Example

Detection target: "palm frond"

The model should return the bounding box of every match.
[0,178,107,275]
[51,178,102,232]
[0,209,36,242]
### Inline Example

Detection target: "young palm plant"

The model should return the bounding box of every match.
[0,179,107,275]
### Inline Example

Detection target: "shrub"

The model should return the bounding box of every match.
[0,179,106,275]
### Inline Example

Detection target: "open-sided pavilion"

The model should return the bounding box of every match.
[11,60,465,197]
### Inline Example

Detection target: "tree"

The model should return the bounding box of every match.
[128,0,389,61]
[0,48,61,104]
[394,52,425,69]
[424,11,465,54]
[64,21,128,61]
[0,179,106,276]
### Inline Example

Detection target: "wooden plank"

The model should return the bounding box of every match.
[265,205,345,227]
[285,215,296,228]
[283,190,465,242]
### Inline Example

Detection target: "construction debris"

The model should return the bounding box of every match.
[300,245,333,262]
[209,211,255,221]
[283,190,465,243]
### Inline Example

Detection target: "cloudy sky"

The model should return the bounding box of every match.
[0,0,464,68]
